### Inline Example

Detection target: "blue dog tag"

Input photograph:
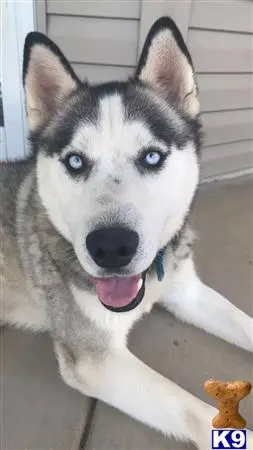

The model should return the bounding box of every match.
[155,249,165,281]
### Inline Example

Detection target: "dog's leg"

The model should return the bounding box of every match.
[55,341,253,449]
[160,258,253,352]
[55,340,220,449]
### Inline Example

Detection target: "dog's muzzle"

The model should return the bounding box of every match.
[87,226,165,313]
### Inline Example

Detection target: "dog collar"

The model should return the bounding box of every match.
[155,248,165,281]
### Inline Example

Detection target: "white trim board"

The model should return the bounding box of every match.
[1,0,34,160]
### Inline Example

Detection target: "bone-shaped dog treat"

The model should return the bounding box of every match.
[204,379,252,429]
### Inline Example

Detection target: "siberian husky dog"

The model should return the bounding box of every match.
[1,17,252,449]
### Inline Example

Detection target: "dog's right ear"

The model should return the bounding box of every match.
[136,17,199,118]
[23,32,80,131]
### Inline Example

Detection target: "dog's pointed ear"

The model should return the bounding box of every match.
[135,17,199,118]
[23,32,80,131]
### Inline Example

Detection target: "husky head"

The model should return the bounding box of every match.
[23,17,201,312]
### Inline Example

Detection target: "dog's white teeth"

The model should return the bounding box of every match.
[137,278,143,291]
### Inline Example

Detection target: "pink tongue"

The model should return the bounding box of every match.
[94,275,141,308]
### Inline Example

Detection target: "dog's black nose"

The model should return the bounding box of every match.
[86,227,139,269]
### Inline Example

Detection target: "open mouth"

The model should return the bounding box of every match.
[93,273,146,313]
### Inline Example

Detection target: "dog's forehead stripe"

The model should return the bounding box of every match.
[95,90,190,151]
[37,82,200,156]
[98,94,125,132]
[99,94,123,121]
[70,94,156,156]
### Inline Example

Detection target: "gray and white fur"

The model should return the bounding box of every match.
[1,17,252,449]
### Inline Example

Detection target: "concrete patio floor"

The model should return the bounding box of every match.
[1,176,253,450]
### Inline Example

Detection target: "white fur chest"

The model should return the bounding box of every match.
[69,255,176,346]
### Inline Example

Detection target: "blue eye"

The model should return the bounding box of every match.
[67,154,84,170]
[137,147,167,173]
[62,152,93,178]
[145,151,161,166]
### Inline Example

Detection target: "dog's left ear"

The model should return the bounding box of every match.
[135,17,199,118]
[23,32,80,131]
